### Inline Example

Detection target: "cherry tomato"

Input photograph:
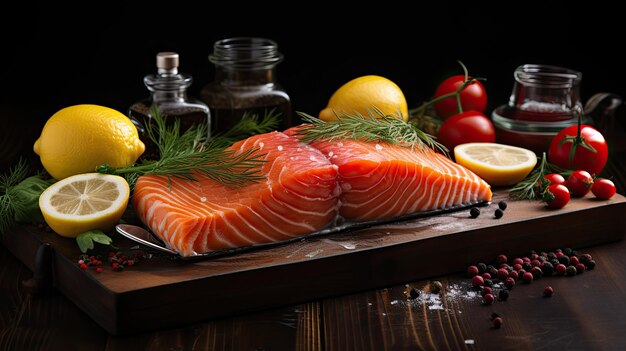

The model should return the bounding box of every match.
[433,75,488,119]
[437,111,496,153]
[548,124,608,176]
[591,178,616,200]
[543,184,570,209]
[566,170,594,197]
[543,173,566,186]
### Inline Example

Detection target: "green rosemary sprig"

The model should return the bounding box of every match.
[97,107,273,189]
[509,152,567,200]
[295,108,447,154]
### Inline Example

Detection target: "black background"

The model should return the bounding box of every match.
[1,1,623,168]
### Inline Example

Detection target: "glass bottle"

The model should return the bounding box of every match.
[491,64,590,155]
[201,37,292,135]
[129,52,210,160]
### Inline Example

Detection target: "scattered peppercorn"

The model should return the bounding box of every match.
[542,262,554,276]
[409,287,420,300]
[575,263,586,274]
[477,263,487,273]
[467,265,479,277]
[504,277,516,290]
[498,289,510,301]
[555,263,567,275]
[557,255,570,266]
[496,254,508,265]
[543,286,554,297]
[483,293,495,305]
[79,263,88,270]
[586,260,596,270]
[530,266,543,279]
[494,209,504,219]
[482,272,492,280]
[493,316,503,329]
[563,248,574,256]
[470,207,481,218]
[579,253,593,264]
[95,267,103,273]
[430,281,443,294]
[481,286,493,297]
[498,201,508,211]
[565,265,577,277]
[490,312,500,320]
[522,272,534,283]
[509,270,519,280]
[483,279,494,288]
[497,268,509,280]
[472,275,484,288]
[522,262,532,271]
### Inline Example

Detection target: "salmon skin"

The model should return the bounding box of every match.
[133,131,341,257]
[133,131,492,257]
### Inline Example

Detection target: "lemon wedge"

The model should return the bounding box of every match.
[454,143,538,187]
[39,173,130,238]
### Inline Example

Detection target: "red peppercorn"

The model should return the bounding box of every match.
[497,268,509,280]
[79,263,88,270]
[530,266,543,279]
[522,272,534,283]
[467,265,479,277]
[543,286,554,297]
[522,257,531,263]
[472,275,484,288]
[579,253,593,264]
[509,270,519,280]
[483,293,495,305]
[493,316,503,329]
[96,267,103,273]
[555,252,564,258]
[531,259,542,267]
[505,277,516,290]
[481,286,493,297]
[482,273,492,280]
[126,260,135,267]
[496,254,508,265]
[112,262,120,270]
[512,257,524,266]
[569,256,580,266]
[513,263,523,271]
[108,251,116,257]
[575,263,586,274]
[555,263,567,275]
[530,253,539,261]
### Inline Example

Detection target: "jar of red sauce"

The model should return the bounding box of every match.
[491,64,591,155]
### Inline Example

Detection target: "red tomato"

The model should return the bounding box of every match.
[544,173,566,186]
[544,184,570,209]
[433,75,488,119]
[548,124,608,176]
[437,111,495,152]
[566,170,594,197]
[591,178,616,200]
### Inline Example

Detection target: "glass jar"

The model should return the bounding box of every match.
[201,37,292,135]
[129,52,210,160]
[491,64,591,155]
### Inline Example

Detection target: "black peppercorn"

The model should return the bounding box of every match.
[494,209,504,219]
[579,253,592,264]
[477,262,487,273]
[498,289,510,301]
[542,262,554,276]
[565,265,577,276]
[547,252,557,261]
[563,248,574,256]
[498,201,508,211]
[531,266,543,279]
[409,287,420,299]
[470,207,481,218]
[483,278,494,288]
[586,260,596,270]
[430,281,443,294]
[557,255,570,266]
[522,262,532,271]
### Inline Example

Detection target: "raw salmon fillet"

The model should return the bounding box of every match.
[304,138,493,221]
[132,131,340,256]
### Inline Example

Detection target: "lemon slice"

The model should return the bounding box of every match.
[39,173,130,238]
[454,143,538,187]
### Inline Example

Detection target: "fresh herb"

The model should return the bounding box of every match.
[76,230,113,253]
[509,153,567,200]
[0,159,55,235]
[97,107,275,189]
[212,108,281,147]
[295,108,447,154]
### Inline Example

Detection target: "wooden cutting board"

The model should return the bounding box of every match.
[3,189,625,335]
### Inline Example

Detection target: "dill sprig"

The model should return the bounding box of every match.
[212,108,281,147]
[295,108,447,154]
[97,107,276,188]
[509,152,567,200]
[0,159,55,235]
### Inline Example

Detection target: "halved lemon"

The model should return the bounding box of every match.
[454,143,538,187]
[39,173,130,238]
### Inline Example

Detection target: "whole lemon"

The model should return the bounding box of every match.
[319,75,409,122]
[33,104,145,180]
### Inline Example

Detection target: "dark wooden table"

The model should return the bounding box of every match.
[2,107,626,351]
